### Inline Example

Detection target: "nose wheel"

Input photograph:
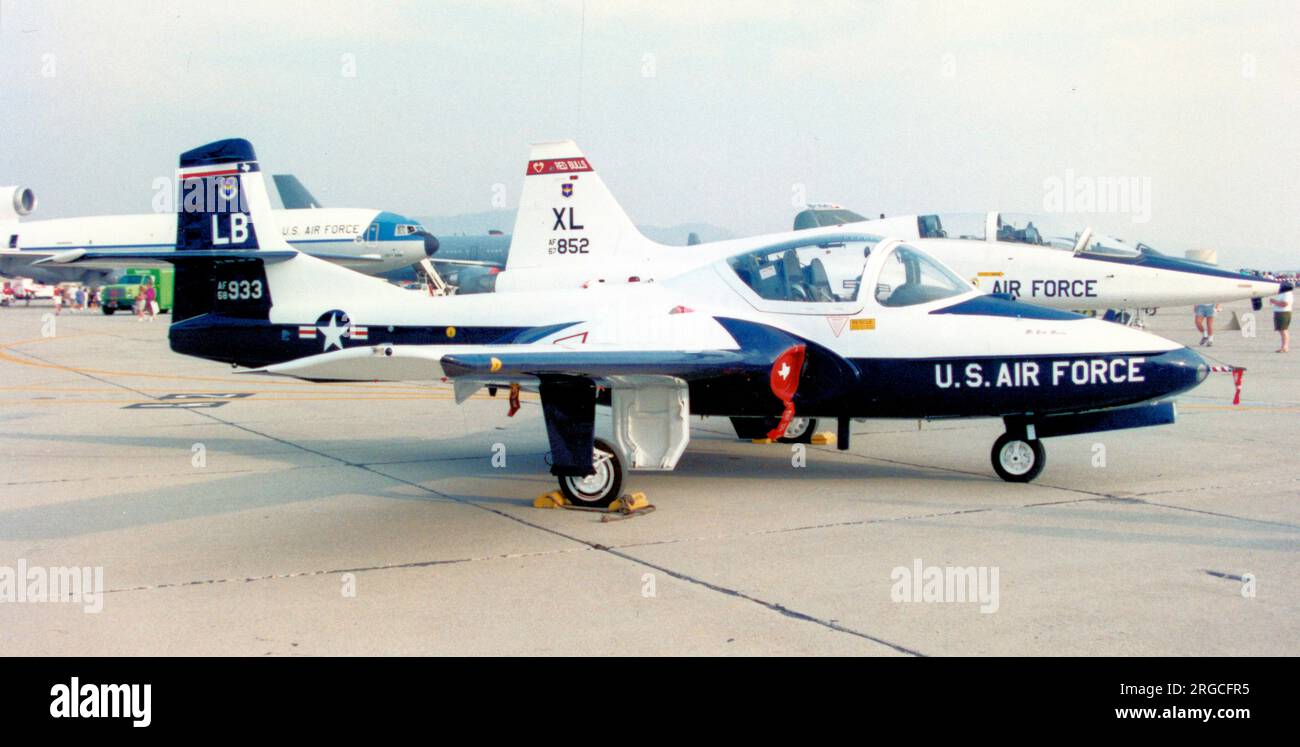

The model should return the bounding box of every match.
[557,438,625,508]
[991,433,1046,482]
[777,417,817,444]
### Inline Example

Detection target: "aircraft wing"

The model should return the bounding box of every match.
[247,317,815,476]
[429,258,505,268]
[245,343,751,385]
[300,248,385,262]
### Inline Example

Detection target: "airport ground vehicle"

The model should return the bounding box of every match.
[1,277,53,305]
[99,267,174,314]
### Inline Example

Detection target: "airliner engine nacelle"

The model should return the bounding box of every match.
[0,186,38,222]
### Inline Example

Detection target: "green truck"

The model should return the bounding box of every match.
[100,267,175,315]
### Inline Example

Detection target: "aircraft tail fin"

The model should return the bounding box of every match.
[176,139,290,254]
[507,140,658,273]
[272,174,324,209]
[168,139,297,321]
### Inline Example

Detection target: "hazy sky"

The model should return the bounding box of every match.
[2,0,1297,267]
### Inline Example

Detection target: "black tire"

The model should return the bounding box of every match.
[776,417,817,444]
[557,438,624,508]
[101,307,114,315]
[991,434,1046,483]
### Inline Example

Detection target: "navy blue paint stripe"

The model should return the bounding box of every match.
[1077,251,1268,282]
[931,295,1083,320]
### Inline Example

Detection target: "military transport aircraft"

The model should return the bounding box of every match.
[792,206,1291,310]
[0,181,438,285]
[46,139,1213,506]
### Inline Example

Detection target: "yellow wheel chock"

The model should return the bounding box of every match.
[533,490,655,519]
[532,491,568,509]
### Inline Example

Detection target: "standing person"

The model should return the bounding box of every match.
[144,279,157,321]
[1193,303,1219,347]
[75,286,85,312]
[1271,286,1293,353]
[134,280,146,320]
[52,286,63,315]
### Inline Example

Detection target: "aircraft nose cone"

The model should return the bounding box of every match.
[1158,345,1211,392]
[420,231,440,257]
[1281,281,1294,293]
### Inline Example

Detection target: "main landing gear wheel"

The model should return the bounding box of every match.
[991,434,1046,483]
[557,438,625,509]
[777,417,817,444]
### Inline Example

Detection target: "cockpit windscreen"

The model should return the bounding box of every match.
[874,244,970,307]
[729,237,878,303]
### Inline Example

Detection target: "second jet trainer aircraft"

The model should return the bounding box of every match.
[50,138,1213,507]
[791,206,1290,309]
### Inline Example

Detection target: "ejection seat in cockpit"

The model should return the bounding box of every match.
[781,250,808,302]
[805,257,836,302]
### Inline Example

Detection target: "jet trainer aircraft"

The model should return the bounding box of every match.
[0,180,438,285]
[792,206,1290,310]
[49,139,1213,506]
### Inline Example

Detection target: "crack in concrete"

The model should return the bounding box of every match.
[104,545,591,595]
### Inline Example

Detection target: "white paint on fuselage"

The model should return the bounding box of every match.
[3,209,422,275]
[265,237,1181,365]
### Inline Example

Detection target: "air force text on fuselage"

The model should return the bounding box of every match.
[934,356,1146,389]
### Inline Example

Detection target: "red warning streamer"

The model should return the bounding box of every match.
[1208,365,1245,406]
[765,345,807,440]
[508,382,521,417]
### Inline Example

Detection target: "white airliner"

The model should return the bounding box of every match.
[0,182,437,285]
[792,207,1290,309]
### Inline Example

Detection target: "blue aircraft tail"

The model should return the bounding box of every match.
[170,138,291,322]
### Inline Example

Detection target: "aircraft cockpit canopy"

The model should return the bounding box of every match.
[916,213,987,241]
[996,213,1142,257]
[728,235,880,303]
[874,244,970,307]
[995,213,1086,250]
[1079,231,1144,258]
[915,212,1145,258]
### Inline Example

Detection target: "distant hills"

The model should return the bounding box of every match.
[413,211,734,247]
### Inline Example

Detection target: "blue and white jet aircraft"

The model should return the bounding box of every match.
[791,206,1291,309]
[48,139,1214,506]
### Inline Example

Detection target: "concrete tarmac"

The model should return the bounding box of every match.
[0,301,1296,655]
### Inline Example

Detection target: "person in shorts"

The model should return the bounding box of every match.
[1193,303,1219,347]
[1271,287,1292,353]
